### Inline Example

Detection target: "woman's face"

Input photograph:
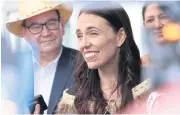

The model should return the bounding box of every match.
[144,3,172,44]
[76,13,124,69]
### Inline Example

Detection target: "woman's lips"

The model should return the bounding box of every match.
[84,51,99,61]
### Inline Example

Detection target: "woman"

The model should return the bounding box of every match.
[142,1,180,114]
[57,2,142,114]
[142,1,176,44]
[141,2,172,66]
[142,1,180,82]
[141,1,180,73]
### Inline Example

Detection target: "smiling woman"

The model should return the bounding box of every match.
[142,1,173,44]
[77,12,122,69]
[56,1,142,114]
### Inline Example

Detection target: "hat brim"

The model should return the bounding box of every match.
[6,3,73,37]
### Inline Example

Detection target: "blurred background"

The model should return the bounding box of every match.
[3,0,180,113]
[1,0,180,114]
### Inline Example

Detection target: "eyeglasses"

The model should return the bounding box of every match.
[25,19,60,34]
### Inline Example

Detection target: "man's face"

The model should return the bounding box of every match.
[22,10,64,54]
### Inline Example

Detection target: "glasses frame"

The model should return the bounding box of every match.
[25,19,60,34]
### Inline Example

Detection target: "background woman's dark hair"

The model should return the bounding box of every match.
[142,1,179,21]
[74,1,141,114]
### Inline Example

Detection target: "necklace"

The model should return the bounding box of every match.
[103,85,122,114]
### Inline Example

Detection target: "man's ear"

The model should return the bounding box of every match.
[62,24,65,35]
[116,27,126,47]
[61,19,65,35]
[22,27,28,40]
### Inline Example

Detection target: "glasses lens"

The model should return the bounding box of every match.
[29,24,42,34]
[46,20,59,30]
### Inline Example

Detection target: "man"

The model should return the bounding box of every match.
[6,0,77,114]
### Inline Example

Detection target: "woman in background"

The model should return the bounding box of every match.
[140,1,174,66]
[142,1,173,44]
[142,1,180,114]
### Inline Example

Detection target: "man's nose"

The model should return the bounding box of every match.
[41,25,51,36]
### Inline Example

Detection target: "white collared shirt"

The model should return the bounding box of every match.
[33,47,63,114]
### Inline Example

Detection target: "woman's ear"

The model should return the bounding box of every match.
[116,27,126,47]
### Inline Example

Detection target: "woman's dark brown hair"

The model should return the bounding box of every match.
[142,1,178,21]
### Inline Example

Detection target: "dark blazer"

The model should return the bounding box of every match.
[8,46,77,114]
[47,46,77,114]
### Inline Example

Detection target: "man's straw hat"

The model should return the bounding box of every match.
[6,0,73,37]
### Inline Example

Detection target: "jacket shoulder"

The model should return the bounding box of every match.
[132,78,151,99]
[63,46,78,55]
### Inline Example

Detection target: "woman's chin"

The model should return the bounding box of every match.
[87,63,100,69]
[155,37,167,44]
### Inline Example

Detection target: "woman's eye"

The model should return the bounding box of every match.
[161,15,168,19]
[147,19,153,23]
[77,34,83,39]
[90,31,99,36]
[91,33,98,35]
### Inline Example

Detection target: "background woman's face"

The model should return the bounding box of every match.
[76,13,120,69]
[144,3,172,44]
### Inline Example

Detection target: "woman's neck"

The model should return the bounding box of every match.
[98,62,119,100]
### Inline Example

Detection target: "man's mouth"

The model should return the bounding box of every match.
[41,39,56,43]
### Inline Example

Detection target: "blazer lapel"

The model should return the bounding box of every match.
[47,47,74,114]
